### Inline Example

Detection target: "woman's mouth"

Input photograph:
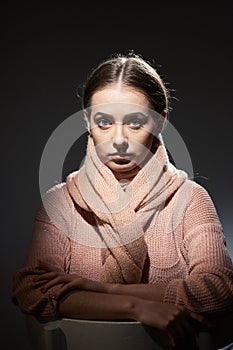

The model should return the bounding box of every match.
[110,154,132,164]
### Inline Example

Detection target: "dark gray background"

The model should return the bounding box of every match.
[1,1,232,349]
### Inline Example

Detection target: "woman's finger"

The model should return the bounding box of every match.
[167,320,188,343]
[41,276,69,293]
[166,332,176,349]
[34,271,62,282]
[189,311,212,330]
[54,281,81,300]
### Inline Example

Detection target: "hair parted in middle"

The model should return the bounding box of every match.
[78,52,171,118]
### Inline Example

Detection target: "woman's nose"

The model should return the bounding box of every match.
[112,124,128,151]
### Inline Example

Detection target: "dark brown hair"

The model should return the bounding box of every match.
[80,53,170,115]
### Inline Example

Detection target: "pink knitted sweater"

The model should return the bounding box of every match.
[12,178,233,323]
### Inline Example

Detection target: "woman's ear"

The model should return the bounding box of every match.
[160,110,167,118]
[83,109,91,135]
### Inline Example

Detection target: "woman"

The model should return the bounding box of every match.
[12,53,233,349]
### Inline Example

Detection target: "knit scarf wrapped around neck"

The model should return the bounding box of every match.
[66,135,187,284]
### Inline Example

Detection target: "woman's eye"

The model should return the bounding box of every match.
[128,119,143,128]
[97,119,112,128]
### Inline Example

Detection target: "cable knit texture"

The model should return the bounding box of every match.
[12,138,233,323]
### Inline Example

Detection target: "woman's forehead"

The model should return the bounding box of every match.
[90,84,150,107]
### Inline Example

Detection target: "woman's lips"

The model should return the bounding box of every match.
[109,154,132,164]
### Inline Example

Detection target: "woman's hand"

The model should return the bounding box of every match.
[34,260,109,299]
[34,260,211,348]
[134,299,211,348]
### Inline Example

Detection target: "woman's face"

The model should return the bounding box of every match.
[88,84,158,176]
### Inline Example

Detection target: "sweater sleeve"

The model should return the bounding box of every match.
[12,189,72,322]
[163,182,233,316]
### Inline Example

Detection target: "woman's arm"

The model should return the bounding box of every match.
[35,260,209,348]
[107,282,167,302]
[57,289,136,320]
[56,289,207,349]
[36,259,167,303]
[12,203,72,321]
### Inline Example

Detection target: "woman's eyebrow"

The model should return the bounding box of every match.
[93,112,148,117]
[93,112,113,118]
[124,112,149,118]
